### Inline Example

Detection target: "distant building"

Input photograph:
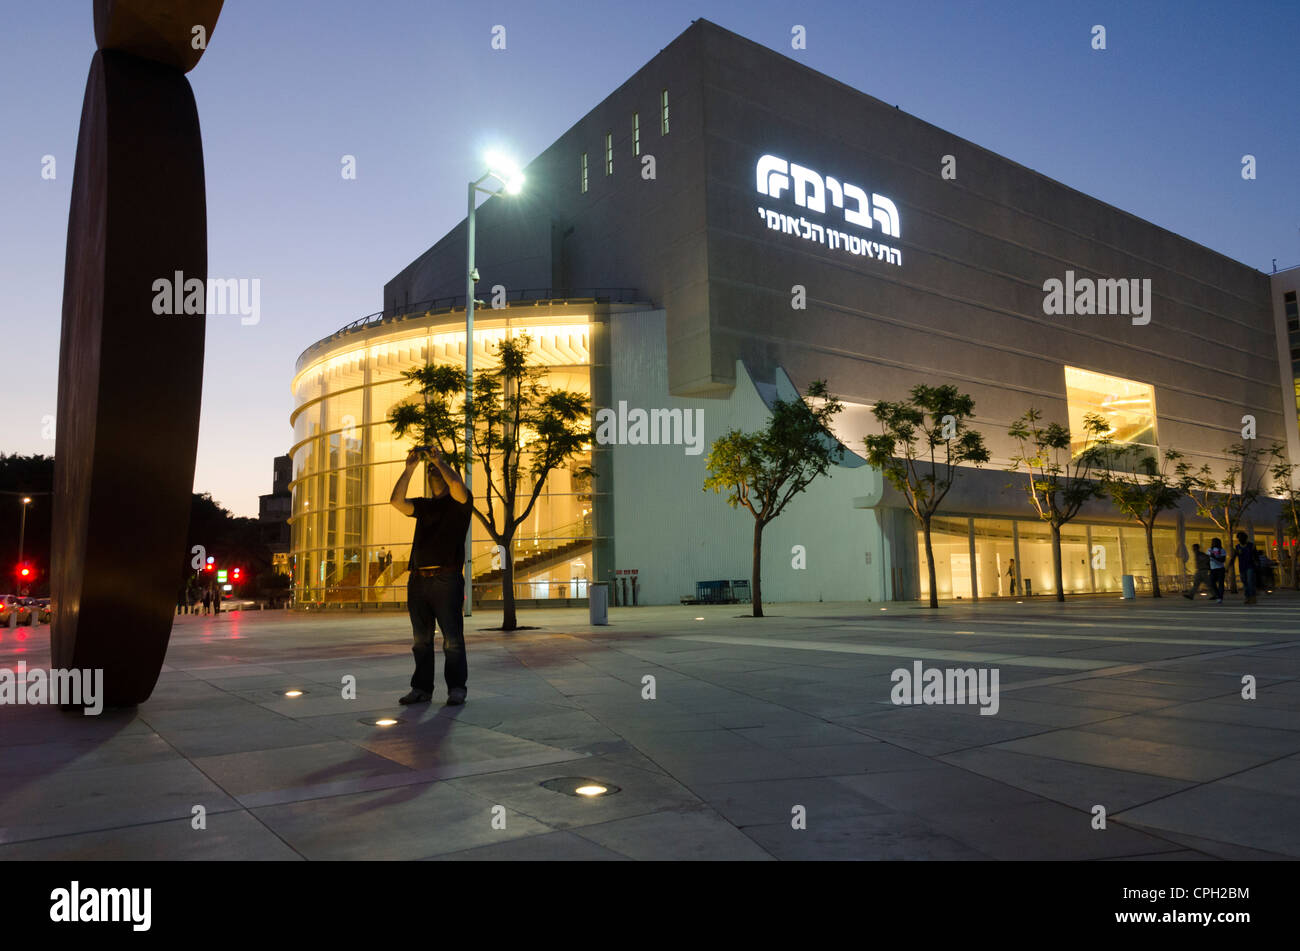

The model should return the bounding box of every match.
[259,454,291,573]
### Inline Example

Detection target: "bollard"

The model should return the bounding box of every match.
[589,582,609,625]
[1121,574,1135,599]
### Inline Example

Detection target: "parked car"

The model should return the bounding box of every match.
[32,598,51,624]
[0,595,32,625]
[219,596,258,612]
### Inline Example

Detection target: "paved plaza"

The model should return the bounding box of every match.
[2,594,1299,860]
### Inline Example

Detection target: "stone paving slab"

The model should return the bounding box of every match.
[3,595,1299,859]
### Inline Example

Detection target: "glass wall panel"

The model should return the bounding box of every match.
[1015,521,1057,596]
[290,316,594,605]
[1064,365,1158,463]
[972,518,1016,597]
[1059,524,1091,594]
[916,516,972,600]
[1090,525,1122,592]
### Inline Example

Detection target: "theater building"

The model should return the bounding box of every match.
[288,19,1296,607]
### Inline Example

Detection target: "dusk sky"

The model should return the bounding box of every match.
[2,0,1297,516]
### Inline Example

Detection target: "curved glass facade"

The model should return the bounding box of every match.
[289,306,597,606]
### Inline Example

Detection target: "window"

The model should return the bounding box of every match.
[632,112,640,156]
[660,89,669,135]
[605,132,613,175]
[1063,366,1157,464]
[1286,291,1298,321]
[580,152,588,193]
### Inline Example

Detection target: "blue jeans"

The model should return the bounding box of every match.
[407,572,467,693]
[1240,567,1257,600]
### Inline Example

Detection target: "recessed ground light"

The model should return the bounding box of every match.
[695,617,704,621]
[540,776,621,798]
[358,716,401,727]
[281,689,307,698]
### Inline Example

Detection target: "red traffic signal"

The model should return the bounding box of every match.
[232,568,241,581]
[17,564,33,579]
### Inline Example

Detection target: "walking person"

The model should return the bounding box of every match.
[1235,531,1259,605]
[1183,543,1212,600]
[391,446,473,705]
[1006,559,1018,596]
[202,589,212,615]
[1207,538,1227,603]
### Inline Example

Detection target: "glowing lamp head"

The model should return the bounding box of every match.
[574,784,607,797]
[485,150,525,194]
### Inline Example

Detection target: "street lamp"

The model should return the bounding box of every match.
[462,152,525,616]
[18,497,31,594]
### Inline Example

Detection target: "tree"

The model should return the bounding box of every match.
[183,492,272,602]
[1007,408,1109,602]
[1186,442,1283,593]
[389,334,591,631]
[1100,446,1190,598]
[862,384,990,608]
[704,381,844,618]
[1270,458,1300,589]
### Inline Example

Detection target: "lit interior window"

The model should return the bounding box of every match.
[1063,366,1157,462]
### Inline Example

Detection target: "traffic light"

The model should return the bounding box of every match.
[204,556,215,573]
[16,563,33,581]
[232,567,241,581]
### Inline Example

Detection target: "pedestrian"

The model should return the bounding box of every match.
[1206,538,1227,603]
[1183,543,1212,600]
[1006,559,1018,596]
[391,446,473,706]
[1235,531,1258,605]
[202,590,212,615]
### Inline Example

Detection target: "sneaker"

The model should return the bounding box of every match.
[399,688,432,705]
[446,687,467,706]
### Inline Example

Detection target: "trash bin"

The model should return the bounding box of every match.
[589,582,609,625]
[1121,574,1135,599]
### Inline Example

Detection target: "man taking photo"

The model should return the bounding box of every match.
[390,446,473,705]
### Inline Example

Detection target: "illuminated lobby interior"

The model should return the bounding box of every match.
[289,302,602,607]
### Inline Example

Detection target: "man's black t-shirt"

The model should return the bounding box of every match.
[408,494,473,569]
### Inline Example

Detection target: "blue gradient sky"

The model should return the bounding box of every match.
[2,0,1297,515]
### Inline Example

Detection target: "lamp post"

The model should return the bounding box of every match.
[18,496,31,595]
[462,153,524,616]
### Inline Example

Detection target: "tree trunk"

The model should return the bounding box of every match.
[1226,519,1238,593]
[1145,522,1161,598]
[1052,522,1065,602]
[500,532,517,631]
[752,519,764,618]
[923,514,938,609]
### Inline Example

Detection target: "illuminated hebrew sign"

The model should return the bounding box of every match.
[754,154,902,266]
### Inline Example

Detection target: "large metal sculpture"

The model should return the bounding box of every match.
[53,1,224,706]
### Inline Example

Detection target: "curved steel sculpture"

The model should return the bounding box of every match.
[53,0,224,707]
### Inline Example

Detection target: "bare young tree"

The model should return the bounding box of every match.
[704,381,845,618]
[1186,442,1283,593]
[1007,408,1109,602]
[389,334,591,630]
[1100,446,1190,598]
[863,384,990,608]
